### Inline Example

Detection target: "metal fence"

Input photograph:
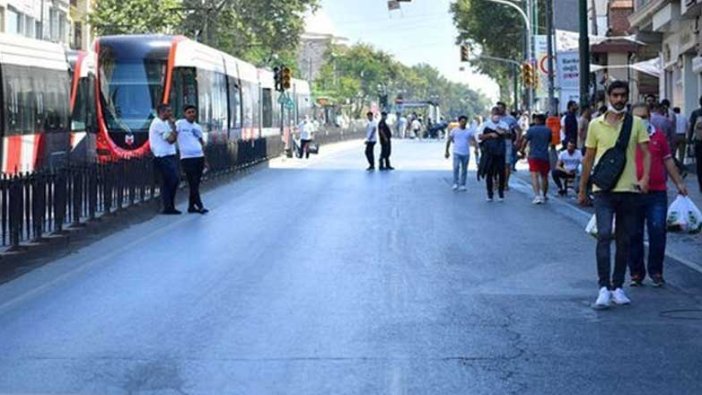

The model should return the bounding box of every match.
[0,129,364,251]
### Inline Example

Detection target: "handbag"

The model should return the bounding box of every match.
[591,114,633,191]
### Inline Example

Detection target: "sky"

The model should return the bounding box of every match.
[307,0,500,101]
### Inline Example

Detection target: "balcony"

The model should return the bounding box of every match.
[630,0,668,29]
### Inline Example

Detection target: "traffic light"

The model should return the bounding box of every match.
[460,45,469,62]
[273,67,283,92]
[521,62,533,87]
[282,66,292,90]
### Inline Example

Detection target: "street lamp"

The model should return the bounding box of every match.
[486,0,533,111]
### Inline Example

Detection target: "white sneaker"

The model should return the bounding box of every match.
[497,197,505,202]
[486,197,494,202]
[452,184,459,190]
[594,287,611,309]
[458,185,467,191]
[532,196,543,204]
[611,288,631,305]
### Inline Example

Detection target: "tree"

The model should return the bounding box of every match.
[88,0,183,35]
[450,0,548,104]
[314,43,489,119]
[179,0,320,67]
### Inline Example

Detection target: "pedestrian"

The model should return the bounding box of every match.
[688,95,702,193]
[364,111,377,171]
[563,100,579,146]
[651,102,676,150]
[176,105,209,214]
[298,116,313,159]
[628,103,687,287]
[497,102,521,189]
[579,80,652,309]
[149,103,181,215]
[552,141,583,196]
[520,113,552,204]
[411,117,422,139]
[445,115,476,191]
[477,107,509,202]
[397,113,408,139]
[578,107,592,152]
[673,107,688,164]
[378,112,394,170]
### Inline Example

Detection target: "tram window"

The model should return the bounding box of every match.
[170,67,197,119]
[212,72,228,133]
[3,65,36,135]
[227,77,241,130]
[240,80,254,131]
[71,78,88,132]
[43,70,69,133]
[261,88,272,128]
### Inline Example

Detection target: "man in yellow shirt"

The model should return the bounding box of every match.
[579,81,651,310]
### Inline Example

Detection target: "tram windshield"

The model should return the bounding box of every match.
[99,59,166,133]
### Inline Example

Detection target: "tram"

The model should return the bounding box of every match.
[0,33,71,173]
[93,34,312,160]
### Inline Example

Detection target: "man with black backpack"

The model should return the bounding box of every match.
[687,96,702,193]
[578,81,651,310]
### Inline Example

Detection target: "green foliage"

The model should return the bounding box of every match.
[450,0,548,103]
[314,43,490,119]
[88,0,183,35]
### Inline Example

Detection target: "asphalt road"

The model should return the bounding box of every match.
[0,140,701,394]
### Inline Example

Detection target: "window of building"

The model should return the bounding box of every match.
[7,7,20,34]
[74,22,83,49]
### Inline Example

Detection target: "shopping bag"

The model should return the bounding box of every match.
[667,195,702,233]
[307,141,319,154]
[585,214,616,238]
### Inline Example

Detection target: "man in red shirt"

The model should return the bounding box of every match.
[629,104,688,287]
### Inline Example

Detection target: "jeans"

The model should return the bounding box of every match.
[486,154,506,199]
[453,153,469,186]
[365,142,376,168]
[181,157,205,210]
[154,155,179,211]
[628,191,667,280]
[593,192,641,289]
[696,142,702,192]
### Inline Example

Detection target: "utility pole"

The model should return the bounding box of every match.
[546,0,556,114]
[579,0,590,108]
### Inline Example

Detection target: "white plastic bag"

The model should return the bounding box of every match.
[585,214,616,238]
[667,195,702,234]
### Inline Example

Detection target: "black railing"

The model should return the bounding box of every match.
[0,129,364,251]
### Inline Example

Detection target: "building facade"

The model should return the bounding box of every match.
[630,0,702,114]
[0,0,91,50]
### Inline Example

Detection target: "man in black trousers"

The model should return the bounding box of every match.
[365,111,377,171]
[378,112,394,170]
[149,104,180,215]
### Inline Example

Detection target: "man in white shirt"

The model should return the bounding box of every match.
[397,114,408,139]
[411,117,422,139]
[552,140,583,196]
[673,107,688,163]
[297,116,313,159]
[365,111,377,170]
[149,103,180,215]
[444,115,476,191]
[177,105,208,214]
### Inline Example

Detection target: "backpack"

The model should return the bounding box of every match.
[693,111,702,141]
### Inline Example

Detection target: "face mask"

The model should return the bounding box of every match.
[607,103,626,114]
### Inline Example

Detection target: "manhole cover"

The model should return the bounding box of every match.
[659,309,702,320]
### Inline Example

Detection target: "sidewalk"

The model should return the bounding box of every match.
[511,161,702,273]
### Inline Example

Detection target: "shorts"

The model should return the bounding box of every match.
[528,158,550,175]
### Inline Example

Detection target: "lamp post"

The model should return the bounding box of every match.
[579,0,590,108]
[487,0,532,111]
